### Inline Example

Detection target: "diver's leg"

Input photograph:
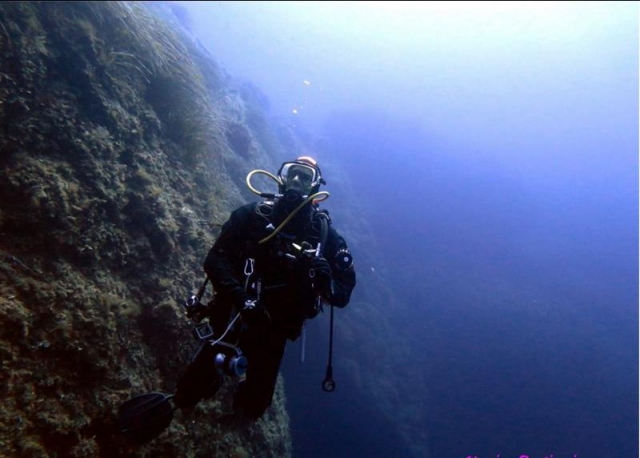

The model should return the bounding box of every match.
[174,342,222,409]
[208,296,234,339]
[233,330,287,420]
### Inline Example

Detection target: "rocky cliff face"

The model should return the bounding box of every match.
[0,2,298,456]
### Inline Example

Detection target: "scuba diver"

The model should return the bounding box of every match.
[117,156,356,442]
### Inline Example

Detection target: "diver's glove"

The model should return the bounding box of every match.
[240,299,271,331]
[309,256,333,296]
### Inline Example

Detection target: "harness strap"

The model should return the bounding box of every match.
[315,210,330,257]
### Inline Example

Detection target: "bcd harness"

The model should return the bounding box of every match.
[242,204,337,392]
[246,203,330,307]
[187,203,338,392]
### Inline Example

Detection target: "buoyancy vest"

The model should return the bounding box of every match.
[243,201,330,329]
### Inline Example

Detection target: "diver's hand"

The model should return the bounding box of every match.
[309,256,332,296]
[240,299,271,331]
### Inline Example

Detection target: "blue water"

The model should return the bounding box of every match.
[176,2,638,457]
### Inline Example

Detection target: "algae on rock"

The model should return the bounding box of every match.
[0,2,295,456]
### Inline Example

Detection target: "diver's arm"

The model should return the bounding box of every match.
[203,204,254,302]
[325,228,356,308]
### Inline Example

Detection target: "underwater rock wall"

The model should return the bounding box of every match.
[0,2,296,456]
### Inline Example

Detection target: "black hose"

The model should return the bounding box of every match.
[322,304,336,392]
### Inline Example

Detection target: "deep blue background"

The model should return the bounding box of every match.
[176,2,638,457]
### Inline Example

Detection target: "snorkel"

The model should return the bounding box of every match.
[245,169,329,244]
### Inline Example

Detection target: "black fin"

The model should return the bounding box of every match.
[117,392,174,444]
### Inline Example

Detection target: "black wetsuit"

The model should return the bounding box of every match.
[175,200,356,419]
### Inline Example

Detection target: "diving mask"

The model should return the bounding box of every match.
[278,162,319,195]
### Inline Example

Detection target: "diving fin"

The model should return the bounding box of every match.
[117,392,175,444]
